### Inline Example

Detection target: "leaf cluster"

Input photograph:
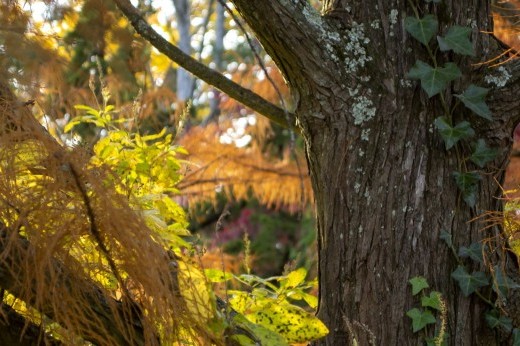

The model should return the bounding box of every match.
[405,4,498,208]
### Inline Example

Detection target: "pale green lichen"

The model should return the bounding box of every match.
[352,95,376,125]
[389,9,398,25]
[361,129,370,141]
[354,182,361,192]
[389,9,399,37]
[485,66,512,88]
[344,22,372,73]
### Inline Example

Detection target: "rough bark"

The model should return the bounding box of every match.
[228,0,520,345]
[114,0,520,344]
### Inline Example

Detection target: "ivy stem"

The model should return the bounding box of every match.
[474,290,494,307]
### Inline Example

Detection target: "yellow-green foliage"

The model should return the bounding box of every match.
[0,86,327,345]
[503,200,520,258]
[207,267,328,344]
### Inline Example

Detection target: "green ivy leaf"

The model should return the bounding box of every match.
[434,117,475,150]
[408,61,461,97]
[453,171,481,207]
[451,266,489,296]
[492,265,520,297]
[409,276,429,295]
[437,26,475,56]
[513,328,520,346]
[458,242,484,264]
[440,230,453,247]
[470,139,498,168]
[406,308,437,333]
[485,310,513,332]
[455,85,492,120]
[421,291,442,310]
[405,15,439,46]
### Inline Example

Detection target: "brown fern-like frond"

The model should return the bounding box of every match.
[0,79,221,344]
[178,124,312,212]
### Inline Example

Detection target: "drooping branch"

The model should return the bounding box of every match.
[112,0,296,129]
[0,225,146,346]
[0,303,61,346]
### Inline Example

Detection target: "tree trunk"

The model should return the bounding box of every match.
[172,0,194,101]
[230,0,520,344]
[115,0,520,343]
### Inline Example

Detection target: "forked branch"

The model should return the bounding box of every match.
[112,0,297,129]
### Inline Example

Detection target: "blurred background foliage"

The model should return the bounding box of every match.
[0,0,321,299]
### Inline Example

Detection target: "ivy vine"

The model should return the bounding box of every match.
[405,0,498,208]
[404,1,519,343]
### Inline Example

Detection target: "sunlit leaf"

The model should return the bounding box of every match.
[406,308,437,333]
[409,276,429,295]
[204,268,233,283]
[421,291,442,311]
[281,268,307,289]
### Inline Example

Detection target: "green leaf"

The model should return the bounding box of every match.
[440,230,453,247]
[406,308,437,333]
[513,328,520,346]
[405,15,439,46]
[434,117,475,150]
[455,85,492,120]
[485,310,513,332]
[204,268,233,283]
[451,266,489,296]
[230,313,290,346]
[248,303,329,343]
[453,171,481,207]
[281,268,307,289]
[458,242,484,263]
[409,276,429,295]
[470,139,498,168]
[408,61,461,97]
[437,26,475,56]
[492,265,520,297]
[301,292,318,309]
[421,291,443,310]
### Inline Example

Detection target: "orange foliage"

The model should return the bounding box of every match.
[491,1,520,63]
[178,123,312,213]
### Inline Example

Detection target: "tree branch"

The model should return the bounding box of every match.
[228,0,332,86]
[0,303,62,346]
[112,0,296,129]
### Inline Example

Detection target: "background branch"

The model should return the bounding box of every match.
[112,0,297,129]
